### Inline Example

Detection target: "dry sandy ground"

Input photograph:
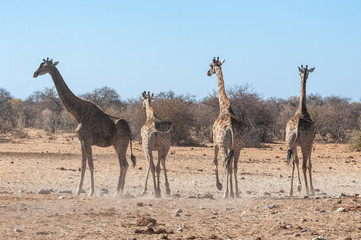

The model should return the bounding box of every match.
[0,128,360,239]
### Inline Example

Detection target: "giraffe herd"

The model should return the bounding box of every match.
[33,57,316,199]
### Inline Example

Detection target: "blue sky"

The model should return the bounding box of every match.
[0,0,360,101]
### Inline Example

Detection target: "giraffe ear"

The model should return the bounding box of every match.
[53,61,59,66]
[308,67,315,72]
[221,59,225,65]
[151,93,154,98]
[298,66,303,73]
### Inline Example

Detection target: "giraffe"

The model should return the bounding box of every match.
[207,57,244,198]
[285,65,315,196]
[140,91,172,198]
[33,58,136,197]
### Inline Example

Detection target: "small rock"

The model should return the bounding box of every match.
[319,209,326,213]
[1,204,7,208]
[267,204,277,209]
[177,226,183,232]
[100,188,109,194]
[240,177,246,180]
[211,211,218,215]
[199,206,205,210]
[312,235,326,240]
[226,207,235,211]
[175,209,183,214]
[173,213,180,217]
[173,193,181,198]
[136,202,144,207]
[336,207,346,212]
[95,229,104,232]
[58,196,65,199]
[147,223,155,228]
[59,190,72,194]
[338,193,348,198]
[241,211,247,216]
[264,192,271,196]
[344,237,352,240]
[19,189,25,193]
[14,229,22,232]
[38,189,54,195]
[279,174,283,178]
[294,233,301,237]
[300,228,308,232]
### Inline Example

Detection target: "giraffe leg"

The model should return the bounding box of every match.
[155,155,161,198]
[228,156,234,198]
[289,146,297,197]
[213,145,222,190]
[83,143,94,196]
[159,148,171,195]
[301,145,311,196]
[142,160,151,195]
[233,148,241,198]
[221,145,229,199]
[114,145,128,197]
[295,151,302,192]
[77,142,87,195]
[307,145,315,195]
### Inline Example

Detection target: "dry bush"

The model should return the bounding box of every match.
[0,88,16,132]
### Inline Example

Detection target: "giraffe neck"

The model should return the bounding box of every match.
[298,75,308,114]
[145,100,156,120]
[49,67,84,122]
[216,67,231,114]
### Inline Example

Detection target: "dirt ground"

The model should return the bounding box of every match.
[0,128,360,240]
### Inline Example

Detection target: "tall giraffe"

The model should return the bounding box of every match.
[286,65,315,196]
[33,58,135,196]
[140,91,172,198]
[207,57,244,198]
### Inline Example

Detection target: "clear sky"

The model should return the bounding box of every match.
[0,0,360,101]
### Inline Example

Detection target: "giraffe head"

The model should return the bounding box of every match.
[207,57,225,76]
[33,58,59,78]
[298,65,315,81]
[141,91,154,110]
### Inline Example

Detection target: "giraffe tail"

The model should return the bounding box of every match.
[225,149,234,169]
[287,149,292,165]
[129,135,136,168]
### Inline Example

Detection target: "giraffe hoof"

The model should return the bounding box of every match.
[216,183,222,190]
[142,191,148,196]
[155,189,161,198]
[297,185,302,192]
[166,189,171,195]
[230,192,235,198]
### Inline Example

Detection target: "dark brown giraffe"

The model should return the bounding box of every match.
[140,91,172,198]
[207,57,244,198]
[286,65,315,196]
[33,58,135,196]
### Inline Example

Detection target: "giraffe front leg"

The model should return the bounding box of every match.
[159,148,171,195]
[307,153,315,196]
[213,145,222,190]
[155,160,161,198]
[85,144,94,196]
[233,149,240,198]
[142,161,151,196]
[295,152,302,192]
[77,143,87,195]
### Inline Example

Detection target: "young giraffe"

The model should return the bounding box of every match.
[207,57,244,198]
[33,58,136,196]
[141,91,172,198]
[286,65,315,196]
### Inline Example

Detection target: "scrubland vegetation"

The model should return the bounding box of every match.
[1,86,361,148]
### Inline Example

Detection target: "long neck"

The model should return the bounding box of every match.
[216,67,231,114]
[145,100,155,120]
[49,67,84,122]
[298,75,308,113]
